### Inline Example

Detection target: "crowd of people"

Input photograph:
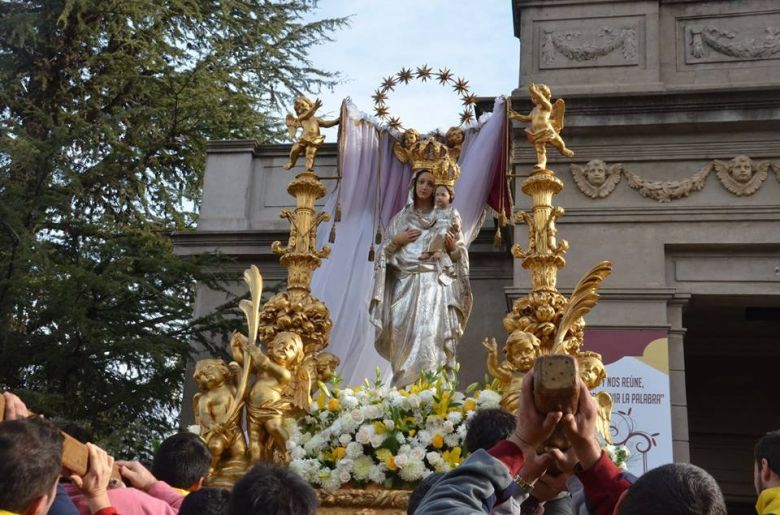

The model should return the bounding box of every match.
[2,377,779,515]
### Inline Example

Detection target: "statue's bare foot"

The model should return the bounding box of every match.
[562,148,575,157]
[283,162,293,170]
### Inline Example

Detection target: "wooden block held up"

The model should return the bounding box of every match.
[533,355,579,415]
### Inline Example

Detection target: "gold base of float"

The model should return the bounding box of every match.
[317,488,410,514]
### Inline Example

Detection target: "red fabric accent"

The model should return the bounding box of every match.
[576,451,632,515]
[93,508,118,515]
[486,107,512,220]
[487,439,525,477]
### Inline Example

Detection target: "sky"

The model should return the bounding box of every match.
[301,0,520,138]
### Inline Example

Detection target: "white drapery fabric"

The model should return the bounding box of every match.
[311,98,507,386]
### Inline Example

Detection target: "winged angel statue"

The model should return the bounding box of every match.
[283,96,340,172]
[509,83,575,170]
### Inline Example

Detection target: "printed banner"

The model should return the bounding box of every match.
[584,329,674,476]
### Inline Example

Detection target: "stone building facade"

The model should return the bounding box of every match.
[504,1,780,511]
[175,1,779,511]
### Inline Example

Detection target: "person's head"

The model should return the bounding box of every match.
[293,96,312,115]
[464,409,516,454]
[577,351,607,389]
[616,463,726,515]
[445,127,464,147]
[179,487,231,515]
[194,359,230,391]
[402,129,419,148]
[0,417,63,514]
[585,159,607,186]
[407,472,444,514]
[268,331,304,367]
[505,330,541,372]
[412,170,435,207]
[315,352,340,382]
[434,185,454,209]
[151,432,211,491]
[754,430,780,493]
[227,463,317,515]
[729,154,753,183]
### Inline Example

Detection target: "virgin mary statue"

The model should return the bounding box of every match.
[369,157,473,387]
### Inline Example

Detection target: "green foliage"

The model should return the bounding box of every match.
[0,0,346,459]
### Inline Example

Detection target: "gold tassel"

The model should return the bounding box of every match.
[334,202,342,222]
[375,228,382,245]
[328,224,336,244]
[498,211,508,227]
[368,245,375,262]
[494,225,503,248]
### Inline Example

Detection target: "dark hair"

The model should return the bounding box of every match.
[52,417,95,444]
[464,409,516,453]
[0,417,63,512]
[151,432,211,490]
[621,463,726,515]
[227,463,317,515]
[407,472,444,514]
[755,430,780,475]
[179,487,231,515]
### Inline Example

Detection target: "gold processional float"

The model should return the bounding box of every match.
[191,75,614,512]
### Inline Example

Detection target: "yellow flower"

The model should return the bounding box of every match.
[376,448,392,462]
[432,433,444,449]
[316,391,327,410]
[327,398,341,412]
[433,391,451,417]
[442,447,463,468]
[373,421,387,434]
[332,447,347,461]
[386,456,397,471]
[462,398,477,412]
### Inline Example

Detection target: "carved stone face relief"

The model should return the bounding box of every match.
[571,160,622,198]
[714,155,769,196]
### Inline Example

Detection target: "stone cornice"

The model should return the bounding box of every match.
[555,204,780,224]
[205,140,338,157]
[172,230,288,257]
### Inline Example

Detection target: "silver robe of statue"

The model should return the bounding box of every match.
[370,199,473,387]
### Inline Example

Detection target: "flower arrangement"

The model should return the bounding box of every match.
[287,368,502,491]
[603,443,631,470]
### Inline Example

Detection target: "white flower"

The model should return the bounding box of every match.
[383,419,395,431]
[186,424,200,434]
[346,442,364,459]
[322,473,341,492]
[363,404,382,420]
[410,446,425,460]
[368,464,387,484]
[447,411,463,424]
[416,430,432,447]
[370,433,385,448]
[319,410,331,421]
[304,434,325,453]
[477,389,502,409]
[443,421,454,434]
[452,391,466,403]
[290,446,306,460]
[418,390,434,404]
[426,451,442,466]
[352,455,374,480]
[309,401,319,412]
[355,425,374,445]
[398,458,426,482]
[388,391,405,407]
[407,395,421,409]
[339,469,352,483]
[338,434,352,446]
[341,395,359,410]
[351,408,365,424]
[395,432,405,444]
[444,433,460,448]
[394,454,408,467]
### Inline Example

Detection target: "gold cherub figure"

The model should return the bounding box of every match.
[509,83,574,170]
[392,128,420,164]
[576,351,614,443]
[192,359,248,475]
[283,96,339,172]
[231,331,311,462]
[483,330,541,413]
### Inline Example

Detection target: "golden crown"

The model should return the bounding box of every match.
[407,137,461,187]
